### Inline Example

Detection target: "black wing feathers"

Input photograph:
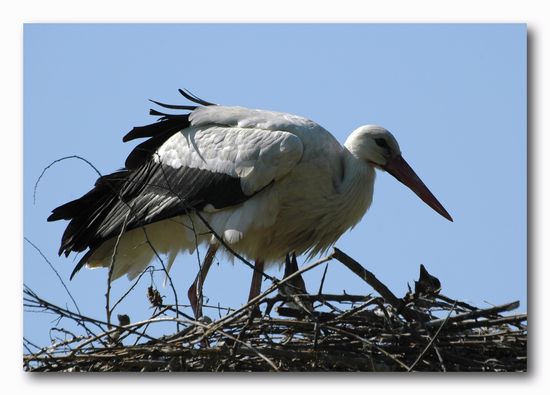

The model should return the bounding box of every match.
[124,128,178,169]
[49,90,249,264]
[123,114,191,143]
[52,161,247,256]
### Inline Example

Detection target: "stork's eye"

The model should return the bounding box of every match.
[374,138,390,149]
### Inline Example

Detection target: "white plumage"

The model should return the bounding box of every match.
[85,106,372,278]
[50,91,452,317]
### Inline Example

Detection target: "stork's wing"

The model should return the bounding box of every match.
[189,105,321,136]
[48,104,304,265]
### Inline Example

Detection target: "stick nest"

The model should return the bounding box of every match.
[24,249,526,372]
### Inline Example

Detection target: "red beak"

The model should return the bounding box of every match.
[383,155,453,222]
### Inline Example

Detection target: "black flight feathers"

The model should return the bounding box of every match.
[123,89,217,169]
[48,89,250,275]
[122,88,216,143]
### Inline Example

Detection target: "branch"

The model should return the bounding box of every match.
[332,248,428,322]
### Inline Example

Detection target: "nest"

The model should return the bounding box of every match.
[23,249,527,372]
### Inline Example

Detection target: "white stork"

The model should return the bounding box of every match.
[49,89,452,318]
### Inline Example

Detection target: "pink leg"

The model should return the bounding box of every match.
[187,244,218,319]
[281,253,313,314]
[283,253,308,294]
[247,260,265,317]
[248,260,265,302]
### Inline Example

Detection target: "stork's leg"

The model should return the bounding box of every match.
[281,253,313,315]
[284,253,308,292]
[284,253,304,286]
[187,244,218,319]
[248,260,265,301]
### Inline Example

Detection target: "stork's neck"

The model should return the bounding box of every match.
[340,147,376,189]
[337,147,376,217]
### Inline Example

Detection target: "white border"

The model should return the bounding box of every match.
[5,0,546,393]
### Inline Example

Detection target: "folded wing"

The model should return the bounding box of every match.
[48,102,305,277]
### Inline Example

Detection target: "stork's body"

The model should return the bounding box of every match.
[49,91,452,317]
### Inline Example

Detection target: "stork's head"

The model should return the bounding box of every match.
[346,125,453,222]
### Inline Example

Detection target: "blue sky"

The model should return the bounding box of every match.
[23,24,526,347]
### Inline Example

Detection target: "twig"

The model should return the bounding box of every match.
[24,237,81,316]
[317,263,329,295]
[110,266,154,313]
[408,301,457,371]
[24,248,527,372]
[322,324,411,371]
[203,253,335,338]
[424,301,520,329]
[106,211,131,329]
[194,211,277,283]
[140,226,181,332]
[332,248,427,322]
[33,155,103,205]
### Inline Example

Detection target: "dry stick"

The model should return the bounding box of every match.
[275,293,374,304]
[372,297,395,328]
[110,266,154,313]
[23,337,42,353]
[72,311,221,357]
[317,263,329,295]
[154,157,249,321]
[28,345,356,371]
[22,340,35,356]
[44,334,87,358]
[204,324,279,371]
[24,237,82,317]
[201,253,336,340]
[69,317,182,356]
[424,301,520,329]
[139,226,182,332]
[327,297,379,323]
[332,248,427,322]
[229,308,259,358]
[37,154,274,336]
[33,155,104,205]
[23,287,105,348]
[23,286,160,348]
[313,262,343,314]
[432,345,447,372]
[264,293,373,316]
[195,211,277,283]
[23,337,58,363]
[106,211,131,329]
[323,324,411,371]
[23,287,120,337]
[162,303,209,320]
[127,306,168,346]
[312,262,330,353]
[154,156,263,328]
[36,157,185,295]
[90,162,182,330]
[154,157,231,326]
[436,294,478,311]
[408,301,457,372]
[111,315,279,371]
[50,327,79,342]
[442,314,527,332]
[45,317,279,372]
[35,155,181,330]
